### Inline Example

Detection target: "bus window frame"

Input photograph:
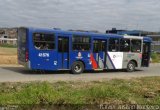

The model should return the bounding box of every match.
[33,32,56,51]
[108,38,120,52]
[120,38,131,52]
[72,35,91,51]
[93,39,107,53]
[131,39,142,53]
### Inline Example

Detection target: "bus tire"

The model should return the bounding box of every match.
[71,61,84,74]
[126,61,136,72]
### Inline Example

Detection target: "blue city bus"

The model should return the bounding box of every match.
[18,27,152,74]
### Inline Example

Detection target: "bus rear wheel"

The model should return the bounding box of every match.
[71,61,84,74]
[126,61,136,72]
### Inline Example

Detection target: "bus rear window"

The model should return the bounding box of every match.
[18,27,27,63]
[18,28,26,47]
[33,33,55,50]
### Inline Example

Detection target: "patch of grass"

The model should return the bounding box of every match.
[151,53,160,63]
[0,77,160,106]
[0,44,17,48]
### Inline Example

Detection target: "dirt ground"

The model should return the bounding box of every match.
[0,55,17,64]
[0,47,17,64]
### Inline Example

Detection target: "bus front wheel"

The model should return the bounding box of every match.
[71,61,84,74]
[126,61,136,72]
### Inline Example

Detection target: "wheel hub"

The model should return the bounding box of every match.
[129,64,133,70]
[74,64,81,72]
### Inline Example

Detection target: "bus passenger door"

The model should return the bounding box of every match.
[93,39,107,69]
[142,42,151,67]
[58,37,69,69]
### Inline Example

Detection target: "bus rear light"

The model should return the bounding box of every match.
[25,51,29,62]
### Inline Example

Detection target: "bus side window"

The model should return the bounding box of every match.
[131,39,142,53]
[33,33,55,50]
[93,40,106,52]
[109,38,119,52]
[72,36,90,51]
[93,40,99,52]
[120,39,130,52]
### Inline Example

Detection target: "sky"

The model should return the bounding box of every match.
[0,0,160,32]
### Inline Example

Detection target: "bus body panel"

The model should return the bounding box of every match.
[29,49,58,71]
[93,52,106,69]
[70,51,93,70]
[28,29,58,71]
[122,52,142,69]
[107,52,124,69]
[106,53,114,69]
[57,52,69,69]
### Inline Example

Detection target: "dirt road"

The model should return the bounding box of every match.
[0,64,159,82]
